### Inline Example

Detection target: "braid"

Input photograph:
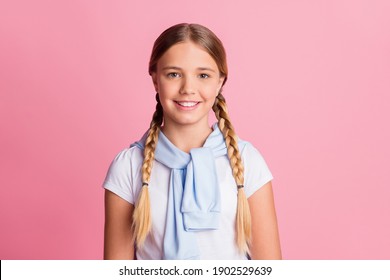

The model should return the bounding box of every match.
[132,94,163,247]
[213,93,252,253]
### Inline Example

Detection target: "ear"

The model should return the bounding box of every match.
[151,72,159,92]
[217,76,225,95]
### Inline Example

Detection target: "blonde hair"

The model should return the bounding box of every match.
[133,23,251,254]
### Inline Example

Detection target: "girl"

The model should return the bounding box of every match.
[103,23,281,260]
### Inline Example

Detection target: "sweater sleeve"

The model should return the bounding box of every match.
[241,142,274,198]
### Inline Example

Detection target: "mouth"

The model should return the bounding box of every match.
[174,101,200,108]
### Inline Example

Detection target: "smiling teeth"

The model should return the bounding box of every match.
[177,102,198,107]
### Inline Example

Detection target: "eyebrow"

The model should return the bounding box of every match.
[162,66,216,72]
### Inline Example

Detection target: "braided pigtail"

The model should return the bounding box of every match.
[213,93,251,254]
[132,94,163,248]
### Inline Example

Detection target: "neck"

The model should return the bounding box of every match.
[161,122,213,153]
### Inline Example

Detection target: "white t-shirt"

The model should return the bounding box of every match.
[103,140,273,260]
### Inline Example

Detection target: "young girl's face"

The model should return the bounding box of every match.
[152,41,224,129]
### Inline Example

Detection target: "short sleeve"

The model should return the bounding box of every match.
[102,148,135,204]
[241,143,274,197]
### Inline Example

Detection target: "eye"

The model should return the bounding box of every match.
[199,73,210,79]
[167,72,180,78]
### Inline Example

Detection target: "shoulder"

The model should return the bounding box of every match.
[106,145,144,181]
[239,141,274,197]
[110,146,143,165]
[240,141,266,164]
[102,146,144,205]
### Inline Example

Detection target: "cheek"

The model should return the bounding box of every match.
[159,80,179,94]
[203,83,220,97]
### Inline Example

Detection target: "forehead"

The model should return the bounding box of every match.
[157,41,218,70]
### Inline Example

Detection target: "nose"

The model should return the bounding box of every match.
[179,76,196,95]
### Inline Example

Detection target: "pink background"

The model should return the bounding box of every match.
[1,0,389,259]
